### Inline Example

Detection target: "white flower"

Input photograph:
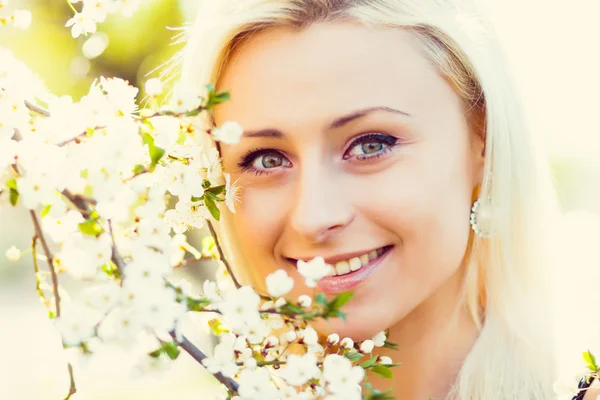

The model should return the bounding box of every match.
[323,354,364,397]
[99,76,139,116]
[201,147,223,185]
[299,327,318,346]
[359,340,374,354]
[114,0,141,17]
[340,337,354,349]
[150,116,180,152]
[201,334,238,378]
[218,286,261,332]
[237,366,279,399]
[12,9,32,29]
[83,282,121,311]
[65,10,97,38]
[327,333,340,346]
[82,0,115,23]
[298,295,312,308]
[211,121,243,145]
[279,353,321,386]
[54,307,97,346]
[378,356,393,365]
[265,269,294,298]
[97,307,143,344]
[5,246,20,261]
[297,256,333,288]
[371,331,386,347]
[41,210,85,243]
[284,330,297,343]
[145,78,163,96]
[169,83,201,113]
[16,174,56,209]
[224,172,241,213]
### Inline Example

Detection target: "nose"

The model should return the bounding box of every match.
[289,165,354,243]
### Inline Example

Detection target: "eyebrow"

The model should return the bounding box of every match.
[242,106,411,138]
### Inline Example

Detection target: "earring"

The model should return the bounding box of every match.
[470,198,494,238]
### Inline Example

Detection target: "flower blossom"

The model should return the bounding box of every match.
[297,256,333,288]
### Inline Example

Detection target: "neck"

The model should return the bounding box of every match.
[368,268,480,400]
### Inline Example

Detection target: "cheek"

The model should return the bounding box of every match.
[226,186,288,283]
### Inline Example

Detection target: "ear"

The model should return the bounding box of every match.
[470,126,486,190]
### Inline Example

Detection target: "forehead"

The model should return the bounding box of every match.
[214,21,457,128]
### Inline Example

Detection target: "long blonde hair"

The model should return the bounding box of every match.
[176,1,559,398]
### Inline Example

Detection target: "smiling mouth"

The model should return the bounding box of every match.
[287,245,393,277]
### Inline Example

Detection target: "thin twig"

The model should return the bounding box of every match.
[29,210,60,317]
[24,100,50,117]
[64,363,76,400]
[207,220,241,289]
[108,220,125,276]
[169,332,239,394]
[29,211,78,400]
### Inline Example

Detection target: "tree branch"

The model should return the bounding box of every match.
[169,331,239,394]
[207,220,241,289]
[29,210,60,317]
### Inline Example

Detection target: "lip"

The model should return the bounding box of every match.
[315,245,394,294]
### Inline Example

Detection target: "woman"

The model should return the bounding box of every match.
[178,0,559,398]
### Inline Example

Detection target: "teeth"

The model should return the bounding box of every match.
[368,250,378,261]
[359,254,370,266]
[323,247,388,277]
[335,260,350,275]
[349,257,362,271]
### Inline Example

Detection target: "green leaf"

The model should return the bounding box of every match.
[132,164,146,175]
[360,356,378,369]
[101,262,121,279]
[6,178,17,190]
[279,303,304,314]
[329,291,354,311]
[382,340,399,350]
[371,364,393,379]
[202,180,212,189]
[79,219,103,236]
[345,352,364,363]
[9,188,18,206]
[206,185,226,195]
[161,342,181,360]
[41,204,52,217]
[583,350,599,372]
[48,310,56,319]
[142,132,165,166]
[204,195,220,221]
[186,296,211,312]
[315,293,327,306]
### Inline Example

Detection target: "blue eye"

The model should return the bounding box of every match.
[238,133,399,176]
[343,133,399,160]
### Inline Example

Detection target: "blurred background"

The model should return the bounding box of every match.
[0,0,599,398]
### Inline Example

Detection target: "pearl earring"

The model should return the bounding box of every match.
[470,198,494,238]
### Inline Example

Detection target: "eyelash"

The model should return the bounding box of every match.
[237,133,400,176]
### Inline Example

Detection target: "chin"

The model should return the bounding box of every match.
[310,311,395,342]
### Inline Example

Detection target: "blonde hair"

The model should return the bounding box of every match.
[176,1,559,398]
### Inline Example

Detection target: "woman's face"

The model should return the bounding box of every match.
[214,22,484,340]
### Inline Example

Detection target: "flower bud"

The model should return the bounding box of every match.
[360,339,375,354]
[264,335,279,348]
[327,333,340,346]
[378,356,393,365]
[145,78,163,96]
[297,294,312,308]
[274,297,287,308]
[5,246,20,261]
[340,337,354,349]
[284,330,297,342]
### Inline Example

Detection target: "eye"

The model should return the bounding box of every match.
[344,133,399,160]
[238,148,291,175]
